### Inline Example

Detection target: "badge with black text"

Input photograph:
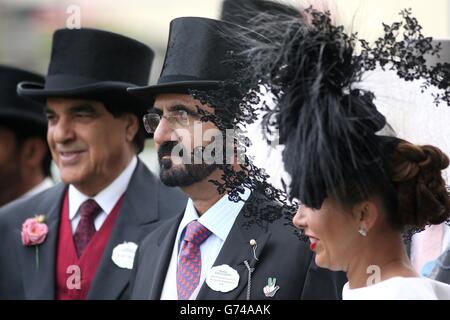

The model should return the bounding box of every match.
[206,264,239,293]
[111,241,138,269]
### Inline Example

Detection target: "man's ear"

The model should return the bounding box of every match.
[352,201,379,233]
[19,137,47,170]
[125,113,139,142]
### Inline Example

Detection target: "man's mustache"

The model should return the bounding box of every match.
[158,142,205,162]
[158,141,184,159]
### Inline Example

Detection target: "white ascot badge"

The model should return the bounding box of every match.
[111,242,138,270]
[206,264,240,293]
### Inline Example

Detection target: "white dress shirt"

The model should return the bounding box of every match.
[160,188,251,300]
[68,156,137,233]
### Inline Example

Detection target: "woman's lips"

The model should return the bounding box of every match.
[308,236,320,251]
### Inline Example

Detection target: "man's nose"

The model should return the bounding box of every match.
[51,116,75,144]
[153,117,177,146]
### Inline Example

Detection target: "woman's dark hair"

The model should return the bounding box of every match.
[390,141,450,228]
[335,139,450,230]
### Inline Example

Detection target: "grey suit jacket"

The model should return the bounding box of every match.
[130,190,347,300]
[0,160,187,299]
[430,246,450,284]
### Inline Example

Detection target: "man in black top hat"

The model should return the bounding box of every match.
[0,65,53,208]
[127,17,346,300]
[0,28,186,300]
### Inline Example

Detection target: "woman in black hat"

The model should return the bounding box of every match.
[232,5,450,299]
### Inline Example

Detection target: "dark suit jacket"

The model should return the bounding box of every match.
[130,190,347,300]
[0,160,187,300]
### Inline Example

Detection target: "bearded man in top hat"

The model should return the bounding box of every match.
[0,65,53,208]
[128,17,346,300]
[0,28,186,300]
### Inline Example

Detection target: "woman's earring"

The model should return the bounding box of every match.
[358,227,368,237]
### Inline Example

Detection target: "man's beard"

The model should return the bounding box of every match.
[158,141,218,187]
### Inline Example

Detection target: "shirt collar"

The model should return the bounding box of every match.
[178,188,252,243]
[68,156,138,220]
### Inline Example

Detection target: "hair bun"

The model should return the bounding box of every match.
[420,145,450,171]
[393,142,449,182]
[392,141,450,228]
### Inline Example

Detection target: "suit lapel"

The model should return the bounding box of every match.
[146,214,183,299]
[18,184,66,300]
[197,194,272,300]
[87,162,160,299]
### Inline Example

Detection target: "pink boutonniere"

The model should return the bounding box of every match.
[21,215,48,270]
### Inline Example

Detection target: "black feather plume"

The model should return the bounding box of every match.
[229,7,448,209]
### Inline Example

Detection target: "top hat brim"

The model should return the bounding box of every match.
[127,80,223,102]
[17,81,143,103]
[0,108,47,126]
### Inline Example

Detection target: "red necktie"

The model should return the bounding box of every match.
[73,199,102,258]
[177,221,212,300]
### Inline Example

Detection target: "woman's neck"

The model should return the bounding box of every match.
[346,230,418,289]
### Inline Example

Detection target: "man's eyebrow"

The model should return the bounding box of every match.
[69,104,98,114]
[167,103,197,114]
[44,106,55,114]
[149,107,162,115]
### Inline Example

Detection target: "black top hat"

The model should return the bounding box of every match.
[17,28,154,112]
[128,17,240,100]
[0,65,46,127]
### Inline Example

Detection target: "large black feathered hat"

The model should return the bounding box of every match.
[128,17,241,100]
[221,0,302,26]
[17,28,154,113]
[427,39,450,67]
[0,65,46,130]
[234,7,449,209]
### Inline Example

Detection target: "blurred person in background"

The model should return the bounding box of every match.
[0,65,52,208]
[426,40,450,284]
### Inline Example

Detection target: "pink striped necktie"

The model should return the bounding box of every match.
[177,220,212,300]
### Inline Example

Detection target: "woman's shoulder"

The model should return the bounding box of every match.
[343,277,450,300]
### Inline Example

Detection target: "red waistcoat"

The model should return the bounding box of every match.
[55,191,124,300]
